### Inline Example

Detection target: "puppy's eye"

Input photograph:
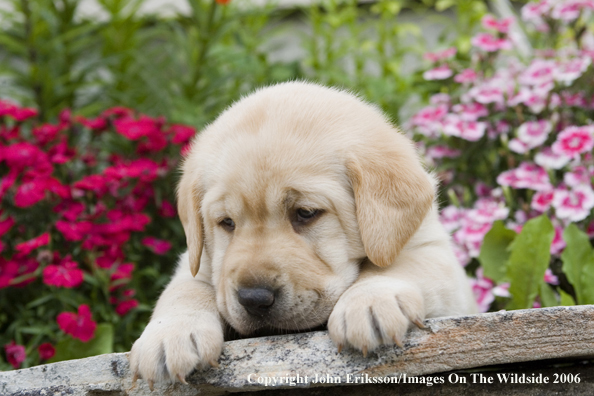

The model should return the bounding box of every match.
[219,217,235,231]
[296,208,319,222]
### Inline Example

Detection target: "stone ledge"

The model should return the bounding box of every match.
[2,305,594,395]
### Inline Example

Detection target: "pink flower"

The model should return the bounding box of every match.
[454,219,492,257]
[509,138,529,154]
[482,15,514,33]
[43,256,84,288]
[426,145,461,160]
[440,205,464,232]
[550,227,566,255]
[497,162,551,191]
[552,125,594,157]
[454,68,478,84]
[423,47,456,62]
[38,343,56,360]
[471,33,512,52]
[468,198,509,224]
[564,166,592,186]
[553,185,594,222]
[452,103,488,121]
[470,269,510,312]
[544,268,559,285]
[531,190,554,212]
[33,123,63,145]
[411,104,448,138]
[551,0,594,22]
[4,341,26,369]
[75,115,108,130]
[15,232,50,255]
[468,85,505,106]
[423,64,453,80]
[142,237,172,255]
[517,120,552,149]
[429,93,451,105]
[115,299,139,316]
[520,59,556,86]
[535,147,571,169]
[442,114,486,141]
[555,57,591,85]
[57,305,97,342]
[14,179,49,208]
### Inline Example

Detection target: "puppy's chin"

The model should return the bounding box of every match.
[223,299,336,336]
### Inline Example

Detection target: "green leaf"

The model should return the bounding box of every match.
[478,220,517,283]
[539,281,558,308]
[48,323,114,363]
[506,215,555,310]
[560,290,577,306]
[561,223,594,304]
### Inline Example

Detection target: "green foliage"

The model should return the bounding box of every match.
[48,324,114,363]
[561,224,594,305]
[507,216,555,310]
[478,220,517,283]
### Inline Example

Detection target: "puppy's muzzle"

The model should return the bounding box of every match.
[237,287,275,317]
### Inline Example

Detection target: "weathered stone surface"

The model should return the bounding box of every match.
[2,306,594,395]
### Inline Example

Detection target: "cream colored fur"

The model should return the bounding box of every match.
[129,82,477,386]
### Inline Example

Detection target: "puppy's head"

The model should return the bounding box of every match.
[177,82,434,334]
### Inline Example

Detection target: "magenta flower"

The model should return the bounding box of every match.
[158,200,177,218]
[423,64,453,81]
[43,256,84,288]
[113,116,159,140]
[15,232,50,255]
[57,304,97,342]
[471,32,512,52]
[115,299,139,316]
[111,263,134,283]
[552,125,594,157]
[4,341,26,369]
[141,237,172,255]
[553,185,594,222]
[0,216,15,237]
[168,124,197,145]
[55,220,93,241]
[38,343,56,360]
[550,227,566,256]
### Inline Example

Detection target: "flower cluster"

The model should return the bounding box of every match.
[409,0,594,312]
[1,103,194,368]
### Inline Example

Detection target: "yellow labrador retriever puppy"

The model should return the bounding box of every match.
[130,82,477,386]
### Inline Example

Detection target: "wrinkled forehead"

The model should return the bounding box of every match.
[200,138,347,219]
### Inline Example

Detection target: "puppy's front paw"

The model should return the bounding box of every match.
[327,278,425,355]
[129,311,224,387]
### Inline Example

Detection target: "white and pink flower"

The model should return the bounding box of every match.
[517,120,552,148]
[442,114,486,141]
[424,47,457,63]
[454,68,478,84]
[471,33,512,52]
[553,185,594,222]
[531,190,554,212]
[554,57,591,85]
[482,15,514,33]
[564,165,592,186]
[452,102,488,121]
[535,147,571,169]
[469,85,505,106]
[410,104,448,138]
[468,198,510,224]
[423,64,454,81]
[497,162,552,191]
[519,59,556,86]
[426,145,461,160]
[552,125,594,157]
[470,268,510,313]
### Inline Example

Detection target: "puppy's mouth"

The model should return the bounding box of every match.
[224,287,333,335]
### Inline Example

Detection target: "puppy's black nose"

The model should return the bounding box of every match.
[237,288,275,316]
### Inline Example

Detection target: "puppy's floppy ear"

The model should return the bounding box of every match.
[347,134,434,268]
[177,170,204,277]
